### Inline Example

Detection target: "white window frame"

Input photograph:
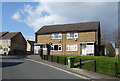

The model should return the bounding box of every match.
[66,44,78,51]
[4,48,8,52]
[51,45,62,51]
[67,33,78,39]
[4,40,8,44]
[51,33,62,39]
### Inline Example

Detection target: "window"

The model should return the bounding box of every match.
[51,33,62,39]
[4,48,8,52]
[66,44,78,51]
[67,33,78,39]
[4,40,8,44]
[51,45,62,51]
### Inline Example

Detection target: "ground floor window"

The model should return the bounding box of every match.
[51,45,62,51]
[4,48,8,52]
[66,44,78,51]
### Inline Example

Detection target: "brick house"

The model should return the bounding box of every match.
[0,32,27,55]
[26,40,35,54]
[35,22,101,56]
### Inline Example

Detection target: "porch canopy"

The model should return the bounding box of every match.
[79,42,95,56]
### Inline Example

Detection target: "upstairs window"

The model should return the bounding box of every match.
[51,45,62,51]
[67,33,78,39]
[51,33,62,39]
[4,40,8,44]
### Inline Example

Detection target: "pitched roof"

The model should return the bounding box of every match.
[36,21,100,35]
[0,32,20,39]
[105,43,115,54]
[0,32,9,37]
[27,40,35,45]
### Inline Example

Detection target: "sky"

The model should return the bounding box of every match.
[1,1,119,41]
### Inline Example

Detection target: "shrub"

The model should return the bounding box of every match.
[47,55,69,65]
[107,52,115,57]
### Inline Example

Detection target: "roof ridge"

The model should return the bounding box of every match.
[36,21,100,35]
[0,32,21,39]
[43,21,100,27]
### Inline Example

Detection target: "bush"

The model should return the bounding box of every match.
[107,52,115,57]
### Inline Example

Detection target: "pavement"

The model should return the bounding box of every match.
[27,55,120,81]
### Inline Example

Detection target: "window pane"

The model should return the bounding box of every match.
[59,45,61,50]
[74,33,78,38]
[54,45,58,50]
[67,33,78,38]
[70,33,74,37]
[52,33,62,39]
[67,33,69,38]
[4,40,8,44]
[51,35,54,39]
[67,44,77,51]
[51,45,62,51]
[54,34,59,38]
[4,48,8,51]
[52,47,54,50]
[66,45,69,50]
[69,45,75,50]
[59,35,61,38]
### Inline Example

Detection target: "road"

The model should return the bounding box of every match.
[1,56,88,80]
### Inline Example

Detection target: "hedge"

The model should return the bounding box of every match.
[43,55,120,77]
[74,56,120,77]
[46,55,69,65]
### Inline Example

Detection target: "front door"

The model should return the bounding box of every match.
[86,44,94,56]
[82,44,87,55]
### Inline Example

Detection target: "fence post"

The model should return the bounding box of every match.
[64,57,67,65]
[94,60,96,72]
[80,59,82,68]
[115,63,118,77]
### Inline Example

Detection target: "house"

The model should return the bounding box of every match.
[0,32,9,37]
[35,22,101,56]
[26,40,35,54]
[0,32,27,55]
[104,43,115,56]
[115,41,120,57]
